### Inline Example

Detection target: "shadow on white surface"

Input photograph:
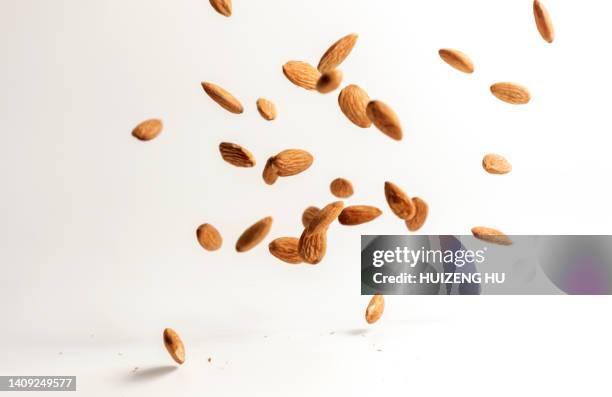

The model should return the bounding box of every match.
[127,365,178,383]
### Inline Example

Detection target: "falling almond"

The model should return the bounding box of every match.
[318,33,359,73]
[490,83,531,105]
[282,61,321,90]
[339,205,382,226]
[533,0,554,43]
[272,149,313,177]
[365,295,384,324]
[219,142,256,167]
[471,226,513,246]
[330,178,354,198]
[366,100,403,140]
[269,237,302,264]
[201,82,243,114]
[301,206,320,228]
[163,328,185,365]
[132,118,163,141]
[305,201,344,236]
[338,85,372,128]
[196,223,223,251]
[298,230,327,265]
[236,217,273,252]
[262,157,279,185]
[256,98,277,121]
[384,181,416,220]
[405,198,428,232]
[482,154,512,174]
[438,49,474,73]
[316,70,344,94]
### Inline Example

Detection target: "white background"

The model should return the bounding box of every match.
[1,0,611,395]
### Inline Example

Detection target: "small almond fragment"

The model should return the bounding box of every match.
[301,206,320,228]
[438,49,474,73]
[132,119,163,141]
[471,226,513,246]
[316,70,343,94]
[490,83,531,105]
[339,205,382,226]
[196,223,222,251]
[256,98,277,121]
[163,328,185,365]
[262,157,279,185]
[365,295,384,324]
[330,178,354,198]
[282,61,321,90]
[201,82,243,114]
[534,0,554,43]
[298,230,327,265]
[384,181,416,220]
[366,100,403,140]
[219,142,256,167]
[209,0,232,17]
[305,201,344,236]
[269,237,302,264]
[482,154,512,174]
[318,33,359,73]
[405,198,428,232]
[338,85,372,128]
[236,217,273,252]
[272,149,313,177]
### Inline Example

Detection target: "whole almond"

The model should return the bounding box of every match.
[301,206,320,228]
[282,61,321,90]
[236,217,273,252]
[269,237,302,264]
[365,294,384,324]
[338,85,372,128]
[330,178,354,198]
[305,201,344,236]
[366,100,403,140]
[471,226,513,246]
[272,149,313,177]
[201,82,243,114]
[298,230,327,265]
[262,157,279,185]
[163,328,185,365]
[490,83,531,105]
[438,49,474,73]
[256,98,277,121]
[384,181,416,220]
[209,0,232,16]
[318,33,359,73]
[219,142,256,167]
[534,0,554,43]
[196,223,222,251]
[132,118,163,141]
[339,205,382,226]
[316,70,343,94]
[482,154,512,174]
[405,197,428,232]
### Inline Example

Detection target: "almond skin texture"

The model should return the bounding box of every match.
[219,142,256,167]
[301,206,320,228]
[272,149,313,177]
[316,70,343,94]
[330,178,354,198]
[471,226,513,246]
[366,100,403,140]
[534,0,554,43]
[339,205,382,226]
[236,217,273,252]
[438,49,474,73]
[132,118,163,141]
[405,197,428,232]
[384,181,416,220]
[338,85,372,128]
[256,98,277,121]
[365,295,385,324]
[269,237,302,264]
[298,230,327,265]
[482,154,512,174]
[163,328,185,365]
[305,201,344,236]
[209,0,232,16]
[318,33,359,73]
[196,223,222,251]
[262,157,279,185]
[490,83,531,105]
[201,82,243,114]
[282,61,321,90]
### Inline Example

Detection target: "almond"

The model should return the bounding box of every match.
[272,149,313,177]
[269,237,302,264]
[301,206,320,228]
[219,142,256,167]
[298,230,327,265]
[209,0,232,17]
[201,82,243,114]
[471,226,513,246]
[132,118,163,141]
[236,217,273,252]
[163,328,185,365]
[405,197,428,232]
[490,83,531,105]
[338,85,372,128]
[482,154,512,174]
[330,177,354,198]
[384,181,416,220]
[262,157,279,185]
[256,98,277,121]
[438,49,474,73]
[339,205,382,226]
[534,0,554,43]
[316,70,343,94]
[318,33,359,73]
[196,223,222,251]
[366,100,403,140]
[365,294,384,324]
[282,61,321,90]
[305,201,344,236]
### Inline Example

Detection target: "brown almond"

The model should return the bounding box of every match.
[272,149,313,177]
[339,205,382,226]
[298,230,327,265]
[262,157,279,185]
[306,201,344,236]
[471,226,513,246]
[209,0,232,16]
[438,49,474,73]
[219,142,256,167]
[318,33,359,73]
[132,118,163,141]
[196,223,222,251]
[482,154,512,174]
[330,178,354,198]
[405,197,428,232]
[365,294,384,324]
[490,83,531,105]
[163,328,185,365]
[301,206,320,228]
[384,181,416,220]
[338,85,372,128]
[236,217,273,252]
[316,70,343,94]
[201,82,243,114]
[269,237,302,264]
[366,100,403,140]
[534,0,554,43]
[256,98,277,121]
[282,61,321,90]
